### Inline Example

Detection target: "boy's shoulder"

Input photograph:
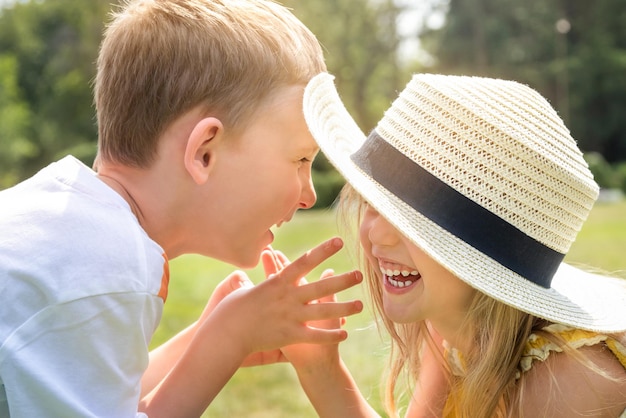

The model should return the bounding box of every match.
[0,156,165,300]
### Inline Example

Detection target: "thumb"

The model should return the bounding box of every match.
[201,271,254,322]
[212,270,253,304]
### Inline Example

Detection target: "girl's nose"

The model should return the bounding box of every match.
[362,206,399,246]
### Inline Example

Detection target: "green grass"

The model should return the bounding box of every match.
[565,201,626,274]
[154,201,626,417]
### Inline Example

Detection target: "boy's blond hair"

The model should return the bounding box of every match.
[94,0,326,167]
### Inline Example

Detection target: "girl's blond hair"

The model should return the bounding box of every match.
[95,0,326,167]
[337,184,625,417]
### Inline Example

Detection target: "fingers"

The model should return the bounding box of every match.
[317,268,349,326]
[241,349,288,367]
[316,269,336,303]
[262,239,341,288]
[272,250,290,268]
[296,296,363,343]
[297,270,362,304]
[261,248,280,277]
[297,327,349,345]
[278,237,343,285]
[302,299,363,322]
[320,268,335,280]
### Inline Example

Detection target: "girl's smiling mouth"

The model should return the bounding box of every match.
[379,263,421,289]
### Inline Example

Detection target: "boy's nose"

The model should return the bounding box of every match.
[299,177,317,209]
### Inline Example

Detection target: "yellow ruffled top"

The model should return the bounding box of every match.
[520,324,626,377]
[444,324,626,417]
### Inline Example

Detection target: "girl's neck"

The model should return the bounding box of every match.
[430,319,473,354]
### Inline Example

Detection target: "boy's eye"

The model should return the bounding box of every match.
[299,157,311,163]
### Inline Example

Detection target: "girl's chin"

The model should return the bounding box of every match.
[382,291,422,323]
[382,307,419,324]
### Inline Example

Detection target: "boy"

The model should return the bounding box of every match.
[0,1,363,417]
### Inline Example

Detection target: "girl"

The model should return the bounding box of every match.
[279,72,626,417]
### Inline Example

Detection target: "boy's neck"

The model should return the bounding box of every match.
[97,172,145,226]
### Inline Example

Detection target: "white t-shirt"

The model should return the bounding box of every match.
[0,156,168,417]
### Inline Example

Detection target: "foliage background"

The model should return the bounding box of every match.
[1,0,626,200]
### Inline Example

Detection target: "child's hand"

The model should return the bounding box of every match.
[259,243,379,418]
[197,237,363,362]
[198,270,254,324]
[195,271,287,367]
[261,248,350,374]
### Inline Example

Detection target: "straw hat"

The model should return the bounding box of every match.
[304,72,626,332]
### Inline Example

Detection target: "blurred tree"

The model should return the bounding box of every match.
[420,0,626,162]
[0,53,34,188]
[284,0,418,207]
[0,0,412,205]
[3,0,624,195]
[0,0,113,183]
[285,0,414,132]
[566,1,626,162]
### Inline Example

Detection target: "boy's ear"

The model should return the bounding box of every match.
[183,117,223,184]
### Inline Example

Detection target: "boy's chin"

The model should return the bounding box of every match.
[220,231,274,269]
[226,251,261,270]
[233,245,269,270]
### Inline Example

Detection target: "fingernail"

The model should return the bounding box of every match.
[330,237,343,248]
[355,300,364,312]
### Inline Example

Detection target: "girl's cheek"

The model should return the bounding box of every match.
[359,221,371,252]
[359,207,377,248]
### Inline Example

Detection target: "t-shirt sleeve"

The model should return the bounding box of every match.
[0,292,162,418]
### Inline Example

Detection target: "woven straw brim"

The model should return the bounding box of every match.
[304,73,626,333]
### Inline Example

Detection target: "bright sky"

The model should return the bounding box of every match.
[395,0,447,65]
[0,0,25,9]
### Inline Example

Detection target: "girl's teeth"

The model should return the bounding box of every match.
[379,265,421,288]
[380,266,419,278]
[388,277,414,288]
